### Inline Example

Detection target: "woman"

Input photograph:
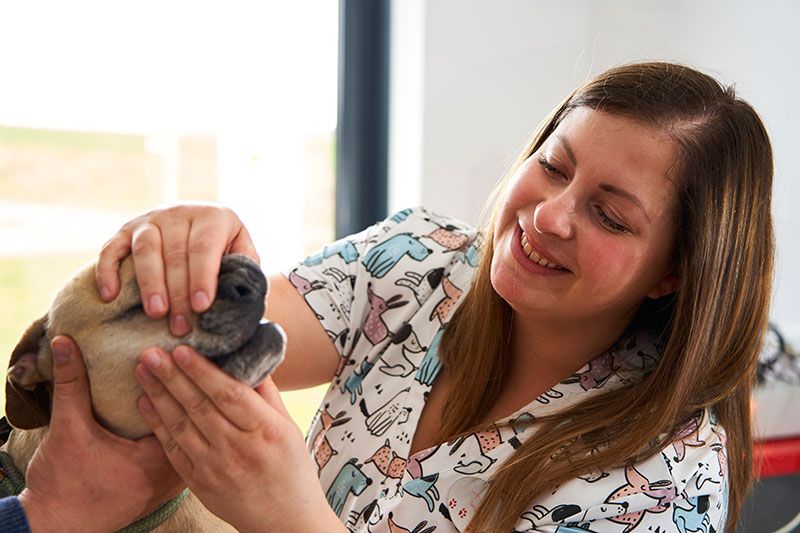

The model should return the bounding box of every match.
[9,61,773,531]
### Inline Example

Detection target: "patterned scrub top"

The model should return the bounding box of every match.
[283,207,728,532]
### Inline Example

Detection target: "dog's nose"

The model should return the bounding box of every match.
[217,267,260,304]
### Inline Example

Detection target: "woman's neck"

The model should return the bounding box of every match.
[506,309,635,389]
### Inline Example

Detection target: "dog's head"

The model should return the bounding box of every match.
[5,254,285,439]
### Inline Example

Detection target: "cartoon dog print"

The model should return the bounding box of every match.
[311,405,351,473]
[363,233,433,278]
[406,445,439,480]
[429,276,463,325]
[416,327,443,386]
[672,412,706,463]
[536,388,565,404]
[710,426,727,478]
[605,465,675,531]
[386,511,437,533]
[403,473,440,512]
[288,269,325,296]
[326,458,373,517]
[360,387,413,437]
[561,352,618,391]
[341,358,374,404]
[345,488,388,532]
[672,495,712,533]
[379,323,426,378]
[304,238,360,266]
[447,427,502,475]
[390,208,414,224]
[422,218,471,252]
[514,504,584,531]
[459,243,480,268]
[365,439,408,483]
[364,283,408,345]
[395,267,445,305]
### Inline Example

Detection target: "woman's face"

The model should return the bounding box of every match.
[491,107,680,327]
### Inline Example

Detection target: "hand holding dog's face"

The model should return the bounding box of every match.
[6,254,285,440]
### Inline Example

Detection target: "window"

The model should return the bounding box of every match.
[0,2,337,431]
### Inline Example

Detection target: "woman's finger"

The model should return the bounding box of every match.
[158,215,193,336]
[255,376,291,422]
[95,231,134,302]
[172,345,278,432]
[134,356,215,456]
[137,348,232,440]
[131,222,169,318]
[137,394,196,477]
[228,223,261,264]
[186,217,232,313]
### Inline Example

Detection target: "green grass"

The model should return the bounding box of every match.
[0,124,146,154]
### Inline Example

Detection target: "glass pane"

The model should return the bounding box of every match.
[0,2,337,433]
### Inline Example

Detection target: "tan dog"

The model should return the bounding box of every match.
[2,253,286,531]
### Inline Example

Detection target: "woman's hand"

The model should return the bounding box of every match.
[18,336,184,533]
[134,345,344,533]
[95,204,260,336]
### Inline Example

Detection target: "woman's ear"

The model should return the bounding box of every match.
[646,271,679,300]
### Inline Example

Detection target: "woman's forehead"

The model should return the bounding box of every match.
[545,108,680,213]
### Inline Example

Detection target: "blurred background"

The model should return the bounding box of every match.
[1,1,799,530]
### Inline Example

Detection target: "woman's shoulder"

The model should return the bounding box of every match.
[371,206,479,239]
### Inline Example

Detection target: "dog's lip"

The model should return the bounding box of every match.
[206,318,271,358]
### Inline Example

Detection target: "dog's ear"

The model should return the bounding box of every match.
[5,315,52,429]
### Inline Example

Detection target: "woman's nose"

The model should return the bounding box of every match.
[533,193,575,239]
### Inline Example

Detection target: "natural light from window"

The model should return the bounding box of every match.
[0,1,338,430]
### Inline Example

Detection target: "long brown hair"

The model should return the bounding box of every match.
[438,62,774,531]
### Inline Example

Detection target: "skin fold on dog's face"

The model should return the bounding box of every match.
[6,254,285,440]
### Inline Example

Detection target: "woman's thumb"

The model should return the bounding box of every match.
[49,336,93,424]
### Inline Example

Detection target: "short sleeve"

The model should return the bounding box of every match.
[282,207,479,361]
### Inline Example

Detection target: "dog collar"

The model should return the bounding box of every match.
[0,451,189,532]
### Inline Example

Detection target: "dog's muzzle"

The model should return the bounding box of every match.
[187,254,286,386]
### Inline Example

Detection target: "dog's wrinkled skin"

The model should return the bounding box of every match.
[2,253,286,531]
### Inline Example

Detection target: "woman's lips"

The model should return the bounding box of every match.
[511,225,571,276]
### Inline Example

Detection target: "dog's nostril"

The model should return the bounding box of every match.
[234,284,252,298]
[217,272,260,303]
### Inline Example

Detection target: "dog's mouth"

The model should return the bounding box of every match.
[184,254,285,386]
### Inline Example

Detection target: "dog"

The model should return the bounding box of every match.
[2,253,286,531]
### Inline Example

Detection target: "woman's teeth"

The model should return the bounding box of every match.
[521,233,563,270]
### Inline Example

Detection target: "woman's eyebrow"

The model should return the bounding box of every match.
[555,134,651,223]
[599,184,651,223]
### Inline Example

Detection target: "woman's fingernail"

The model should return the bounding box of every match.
[136,364,157,385]
[52,340,71,365]
[100,285,112,301]
[149,294,166,315]
[142,350,162,369]
[174,346,191,366]
[171,315,189,336]
[192,291,210,311]
[139,395,154,412]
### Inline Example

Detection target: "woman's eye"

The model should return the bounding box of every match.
[595,206,628,233]
[537,156,564,178]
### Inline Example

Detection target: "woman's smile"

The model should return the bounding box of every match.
[511,224,571,276]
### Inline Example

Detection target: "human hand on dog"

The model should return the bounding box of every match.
[135,345,345,533]
[96,204,260,337]
[18,336,185,533]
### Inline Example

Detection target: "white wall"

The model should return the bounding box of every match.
[389,0,800,343]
